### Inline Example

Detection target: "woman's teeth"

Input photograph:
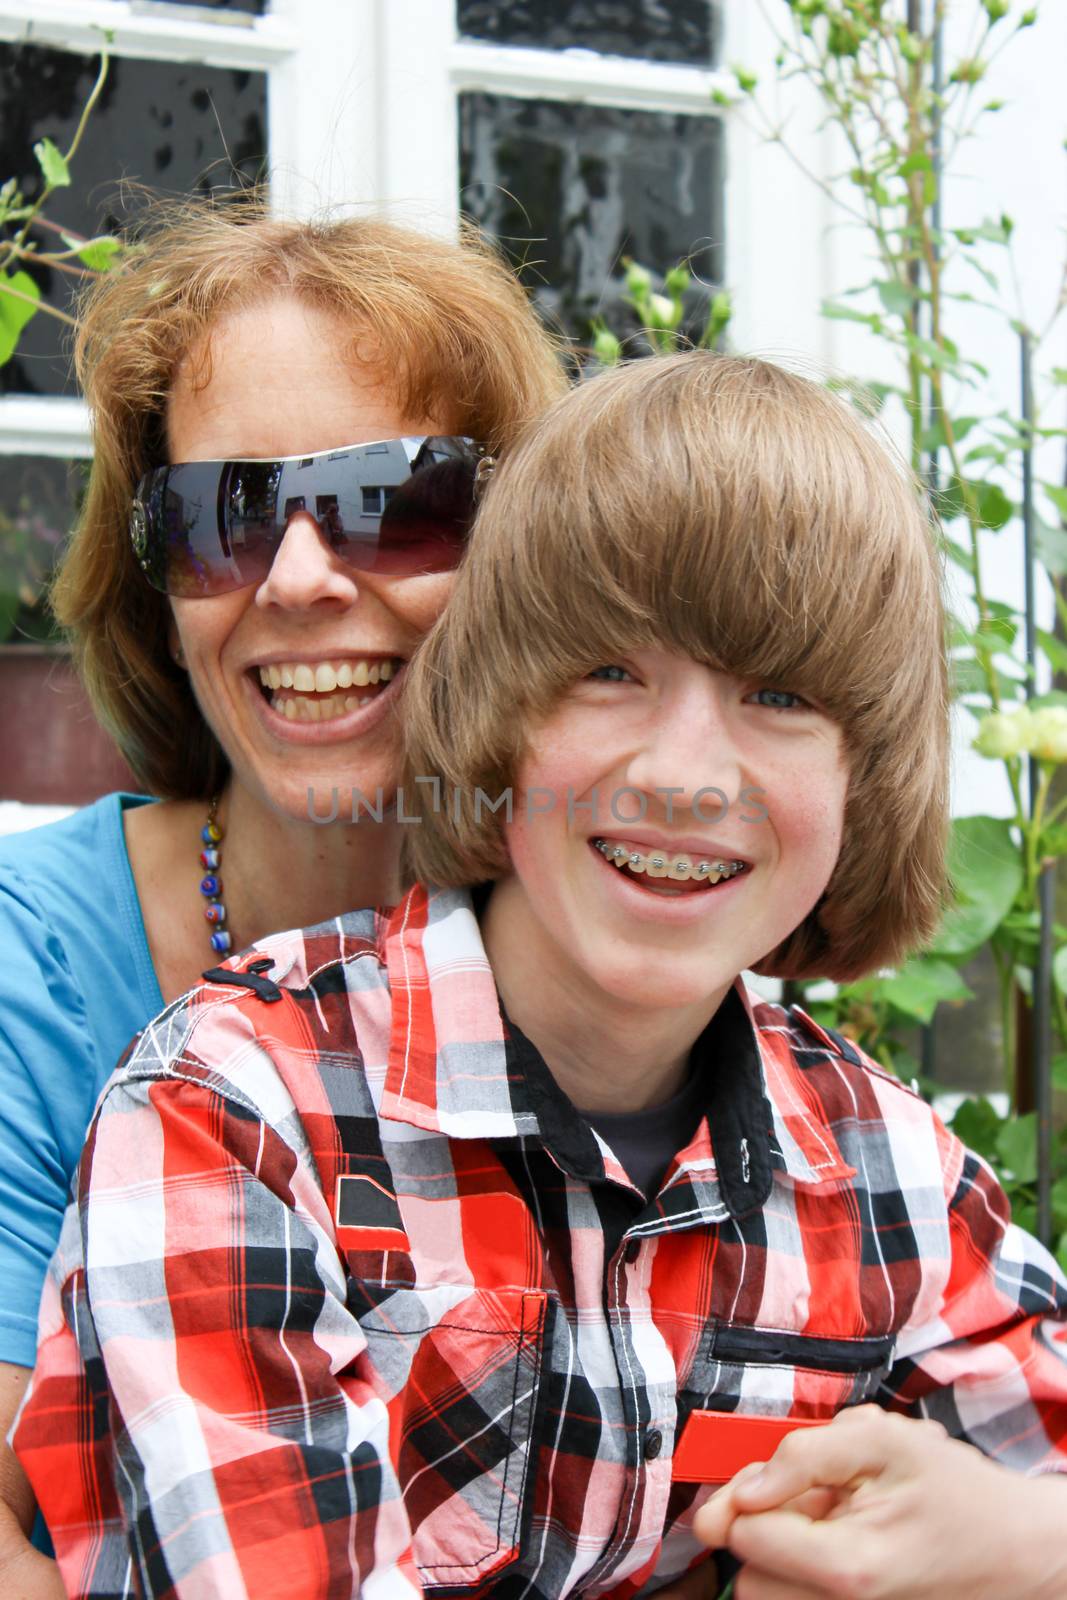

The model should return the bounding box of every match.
[593,838,746,886]
[257,657,400,723]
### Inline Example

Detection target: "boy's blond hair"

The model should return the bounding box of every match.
[403,352,948,981]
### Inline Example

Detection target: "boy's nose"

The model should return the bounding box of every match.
[625,692,748,816]
[253,513,362,610]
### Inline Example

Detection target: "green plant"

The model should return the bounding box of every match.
[601,1,1067,1268]
[744,0,1067,1267]
[591,258,733,364]
[0,47,123,643]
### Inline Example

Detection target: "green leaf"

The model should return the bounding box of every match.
[898,151,936,205]
[1037,628,1067,675]
[820,299,884,330]
[1053,945,1067,995]
[952,217,1013,247]
[876,279,916,318]
[875,957,973,1023]
[950,1096,1005,1163]
[1054,1175,1067,1233]
[33,135,70,189]
[1045,484,1067,521]
[936,477,1013,531]
[995,1112,1037,1184]
[921,415,979,455]
[972,616,1017,655]
[930,815,1023,957]
[61,232,121,271]
[1036,515,1067,576]
[943,537,976,577]
[0,270,41,364]
[1053,1054,1067,1092]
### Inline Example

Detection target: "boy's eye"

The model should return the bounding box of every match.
[587,664,633,683]
[749,687,806,710]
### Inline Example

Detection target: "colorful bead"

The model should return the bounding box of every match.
[201,798,230,959]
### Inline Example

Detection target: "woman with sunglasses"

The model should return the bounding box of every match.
[0,198,566,1598]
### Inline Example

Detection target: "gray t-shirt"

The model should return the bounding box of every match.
[584,1067,709,1198]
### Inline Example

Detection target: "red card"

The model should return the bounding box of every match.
[672,1410,830,1483]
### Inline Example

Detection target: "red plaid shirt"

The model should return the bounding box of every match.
[14,886,1067,1600]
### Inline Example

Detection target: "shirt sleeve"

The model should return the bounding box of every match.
[882,1120,1067,1473]
[0,867,101,1368]
[14,1050,423,1600]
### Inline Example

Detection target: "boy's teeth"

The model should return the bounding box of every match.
[593,839,745,884]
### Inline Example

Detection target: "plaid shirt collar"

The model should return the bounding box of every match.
[372,885,855,1218]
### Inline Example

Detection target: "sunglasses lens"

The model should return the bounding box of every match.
[138,438,479,596]
[329,448,475,577]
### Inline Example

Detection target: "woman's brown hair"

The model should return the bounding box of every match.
[52,196,569,799]
[402,351,949,981]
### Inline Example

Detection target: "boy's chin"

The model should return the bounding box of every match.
[583,953,736,1015]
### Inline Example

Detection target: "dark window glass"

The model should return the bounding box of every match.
[457,1,721,66]
[143,0,266,11]
[0,455,86,643]
[0,44,267,398]
[460,93,723,344]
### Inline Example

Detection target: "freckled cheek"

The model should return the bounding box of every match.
[773,771,849,888]
[515,729,605,805]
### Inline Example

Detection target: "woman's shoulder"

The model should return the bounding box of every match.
[0,791,150,893]
[0,792,162,1060]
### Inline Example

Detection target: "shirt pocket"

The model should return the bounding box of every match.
[360,1285,551,1592]
[682,1324,896,1420]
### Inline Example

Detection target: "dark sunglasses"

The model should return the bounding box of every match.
[129,434,492,597]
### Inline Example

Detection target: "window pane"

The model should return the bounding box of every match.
[460,93,723,343]
[0,455,85,644]
[0,44,267,398]
[457,1,721,66]
[142,0,266,11]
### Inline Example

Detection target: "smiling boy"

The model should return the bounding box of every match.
[14,353,1067,1600]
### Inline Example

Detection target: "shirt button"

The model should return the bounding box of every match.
[624,1240,641,1265]
[643,1428,663,1461]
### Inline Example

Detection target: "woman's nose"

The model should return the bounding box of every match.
[253,513,362,610]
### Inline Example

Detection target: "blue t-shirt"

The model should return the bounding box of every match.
[0,793,163,1370]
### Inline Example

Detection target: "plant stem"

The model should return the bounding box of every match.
[0,280,75,325]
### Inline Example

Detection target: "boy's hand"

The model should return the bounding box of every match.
[693,1404,1067,1599]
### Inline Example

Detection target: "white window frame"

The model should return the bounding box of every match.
[0,0,801,461]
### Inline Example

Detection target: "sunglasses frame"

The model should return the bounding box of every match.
[129,433,492,598]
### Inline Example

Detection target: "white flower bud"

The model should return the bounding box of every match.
[1029,706,1067,763]
[973,709,1033,759]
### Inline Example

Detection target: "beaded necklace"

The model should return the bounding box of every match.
[199,796,231,955]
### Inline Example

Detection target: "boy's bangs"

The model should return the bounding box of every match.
[484,378,919,726]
